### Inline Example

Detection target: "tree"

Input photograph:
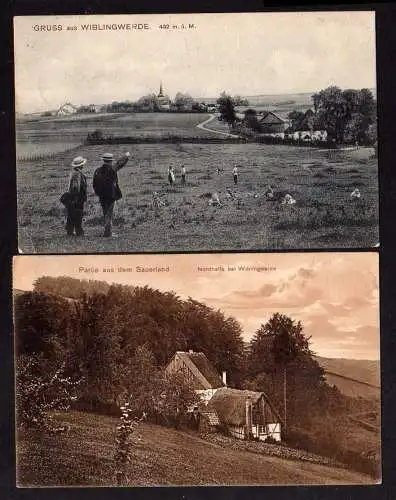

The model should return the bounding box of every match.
[247,313,325,433]
[173,92,195,111]
[312,86,348,143]
[156,371,200,428]
[244,109,262,133]
[16,353,81,431]
[217,92,236,125]
[312,86,377,144]
[136,93,157,112]
[287,110,305,132]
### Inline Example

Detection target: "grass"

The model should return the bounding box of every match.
[16,112,378,252]
[17,140,378,253]
[16,411,374,487]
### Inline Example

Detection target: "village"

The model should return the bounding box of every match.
[45,83,330,144]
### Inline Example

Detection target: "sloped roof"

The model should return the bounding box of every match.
[206,387,282,426]
[259,111,286,124]
[176,351,224,389]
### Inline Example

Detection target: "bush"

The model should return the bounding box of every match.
[16,354,82,431]
[86,129,105,144]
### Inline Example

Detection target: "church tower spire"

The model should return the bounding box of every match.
[158,81,164,97]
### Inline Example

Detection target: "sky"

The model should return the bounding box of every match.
[14,12,376,113]
[13,252,380,360]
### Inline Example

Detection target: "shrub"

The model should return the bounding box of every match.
[86,129,104,144]
[16,354,82,432]
[114,400,145,485]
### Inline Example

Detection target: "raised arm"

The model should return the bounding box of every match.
[113,152,130,172]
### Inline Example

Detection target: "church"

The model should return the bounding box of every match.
[156,81,171,111]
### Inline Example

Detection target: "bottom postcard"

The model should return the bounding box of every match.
[13,252,380,487]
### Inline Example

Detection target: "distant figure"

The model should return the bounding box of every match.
[209,192,222,206]
[233,166,238,185]
[181,165,186,184]
[281,194,296,205]
[65,156,87,237]
[93,151,130,237]
[350,188,361,199]
[265,185,275,200]
[168,165,175,186]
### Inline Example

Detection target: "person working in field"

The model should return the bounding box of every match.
[181,165,186,185]
[233,165,238,185]
[64,156,87,237]
[168,165,175,186]
[93,151,130,237]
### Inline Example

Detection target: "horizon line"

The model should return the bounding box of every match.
[16,86,377,115]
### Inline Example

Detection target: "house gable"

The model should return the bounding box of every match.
[165,351,223,390]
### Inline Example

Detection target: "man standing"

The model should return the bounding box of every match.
[93,151,130,237]
[181,165,186,184]
[65,156,87,237]
[233,165,238,185]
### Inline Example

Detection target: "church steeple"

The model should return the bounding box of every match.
[158,81,164,98]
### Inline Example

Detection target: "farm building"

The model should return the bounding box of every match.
[165,350,225,403]
[206,387,282,441]
[56,102,78,116]
[258,111,288,134]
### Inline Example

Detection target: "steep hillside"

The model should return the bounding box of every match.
[315,356,380,399]
[17,411,374,487]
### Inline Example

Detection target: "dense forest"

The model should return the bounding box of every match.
[16,276,371,418]
[15,277,376,441]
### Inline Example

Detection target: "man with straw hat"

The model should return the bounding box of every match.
[64,155,87,236]
[93,151,130,237]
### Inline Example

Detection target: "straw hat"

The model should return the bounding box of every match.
[71,156,87,168]
[101,153,114,163]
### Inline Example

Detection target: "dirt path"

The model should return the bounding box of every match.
[196,113,240,138]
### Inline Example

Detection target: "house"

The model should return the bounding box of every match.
[56,102,78,116]
[206,387,282,441]
[165,350,225,403]
[258,111,288,134]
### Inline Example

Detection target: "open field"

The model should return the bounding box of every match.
[16,411,374,487]
[16,112,220,158]
[17,139,378,253]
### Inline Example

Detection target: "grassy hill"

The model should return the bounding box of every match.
[315,356,380,399]
[17,411,374,487]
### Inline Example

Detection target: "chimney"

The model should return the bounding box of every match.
[222,371,227,386]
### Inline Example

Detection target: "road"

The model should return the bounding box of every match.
[196,113,240,138]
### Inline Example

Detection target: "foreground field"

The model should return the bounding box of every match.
[17,141,378,252]
[17,411,374,487]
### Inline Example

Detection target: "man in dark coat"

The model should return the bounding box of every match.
[93,151,130,237]
[65,156,87,236]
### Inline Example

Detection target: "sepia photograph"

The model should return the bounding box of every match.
[13,252,380,486]
[14,12,378,253]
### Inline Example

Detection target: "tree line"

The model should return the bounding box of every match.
[15,277,355,426]
[217,86,377,145]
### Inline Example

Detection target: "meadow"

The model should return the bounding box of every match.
[16,113,378,252]
[16,411,373,487]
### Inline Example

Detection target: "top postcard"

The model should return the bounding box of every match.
[14,12,378,253]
